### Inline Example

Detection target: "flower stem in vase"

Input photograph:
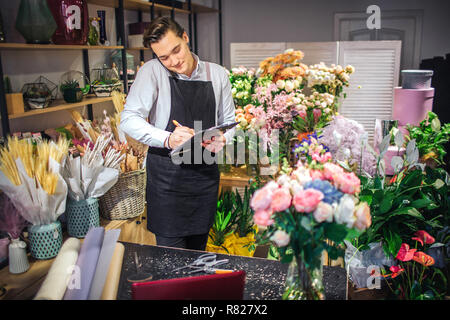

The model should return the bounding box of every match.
[283,255,325,300]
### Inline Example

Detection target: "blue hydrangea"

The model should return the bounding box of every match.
[303,179,343,205]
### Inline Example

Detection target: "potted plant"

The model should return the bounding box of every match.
[206,191,237,255]
[407,111,450,168]
[346,128,449,299]
[59,70,90,103]
[21,82,52,109]
[91,65,122,97]
[60,79,83,103]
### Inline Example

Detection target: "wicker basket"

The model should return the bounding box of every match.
[99,168,146,220]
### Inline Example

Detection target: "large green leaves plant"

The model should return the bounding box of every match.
[209,191,237,251]
[407,111,450,166]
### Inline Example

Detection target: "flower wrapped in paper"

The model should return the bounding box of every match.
[63,134,123,201]
[0,137,69,226]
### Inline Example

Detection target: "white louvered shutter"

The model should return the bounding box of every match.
[337,40,401,141]
[230,42,286,69]
[286,42,338,67]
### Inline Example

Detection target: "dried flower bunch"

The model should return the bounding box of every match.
[68,91,147,173]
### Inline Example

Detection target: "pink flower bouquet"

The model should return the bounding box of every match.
[250,144,371,299]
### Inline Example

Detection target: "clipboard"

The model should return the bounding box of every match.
[169,121,240,157]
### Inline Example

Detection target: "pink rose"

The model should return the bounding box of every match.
[323,162,344,181]
[353,202,371,231]
[309,169,325,180]
[335,172,361,194]
[270,230,290,247]
[293,189,324,213]
[270,187,292,212]
[253,209,274,227]
[250,187,274,211]
[313,201,333,223]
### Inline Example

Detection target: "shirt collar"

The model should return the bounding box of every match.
[177,52,202,80]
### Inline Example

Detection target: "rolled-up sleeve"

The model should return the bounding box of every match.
[218,68,236,145]
[119,64,170,148]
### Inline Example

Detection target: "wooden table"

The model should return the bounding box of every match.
[0,211,156,300]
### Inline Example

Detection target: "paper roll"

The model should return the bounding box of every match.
[34,237,81,300]
[100,242,125,300]
[63,227,105,300]
[88,229,121,300]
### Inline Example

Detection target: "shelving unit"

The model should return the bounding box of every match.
[0,0,223,137]
[0,43,124,50]
[8,96,113,119]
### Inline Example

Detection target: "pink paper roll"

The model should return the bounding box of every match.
[392,87,434,127]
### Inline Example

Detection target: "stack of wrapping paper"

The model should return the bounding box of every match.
[34,227,123,300]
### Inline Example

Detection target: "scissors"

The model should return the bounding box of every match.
[171,253,231,274]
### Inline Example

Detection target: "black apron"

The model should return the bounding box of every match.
[146,62,220,237]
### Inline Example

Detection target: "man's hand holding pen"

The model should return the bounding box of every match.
[168,120,195,149]
[169,120,226,153]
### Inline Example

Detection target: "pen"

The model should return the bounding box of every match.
[172,120,182,127]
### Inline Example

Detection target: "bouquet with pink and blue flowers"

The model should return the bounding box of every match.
[250,138,371,299]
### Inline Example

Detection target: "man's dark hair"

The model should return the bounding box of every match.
[143,17,184,48]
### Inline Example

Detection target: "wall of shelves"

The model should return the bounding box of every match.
[0,0,223,137]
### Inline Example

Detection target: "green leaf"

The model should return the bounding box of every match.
[385,230,402,257]
[359,195,373,206]
[389,207,425,220]
[410,198,434,209]
[324,223,348,243]
[300,216,312,231]
[379,195,394,214]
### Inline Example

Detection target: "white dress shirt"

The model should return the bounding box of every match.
[119,53,236,149]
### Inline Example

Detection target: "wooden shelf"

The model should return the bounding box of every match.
[88,0,190,14]
[0,43,124,50]
[187,3,219,13]
[8,96,113,119]
[127,47,151,50]
[87,0,218,14]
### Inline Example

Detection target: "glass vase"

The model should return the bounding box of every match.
[283,256,325,300]
[15,0,57,44]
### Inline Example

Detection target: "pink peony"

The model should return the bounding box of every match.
[253,209,274,227]
[334,172,361,194]
[313,201,333,223]
[293,189,324,213]
[250,187,274,211]
[270,187,292,212]
[353,202,371,231]
[323,162,344,181]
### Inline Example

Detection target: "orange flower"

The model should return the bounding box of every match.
[412,251,434,267]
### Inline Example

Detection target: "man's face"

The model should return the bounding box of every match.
[151,30,193,76]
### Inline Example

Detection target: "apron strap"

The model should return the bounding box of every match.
[205,62,211,82]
